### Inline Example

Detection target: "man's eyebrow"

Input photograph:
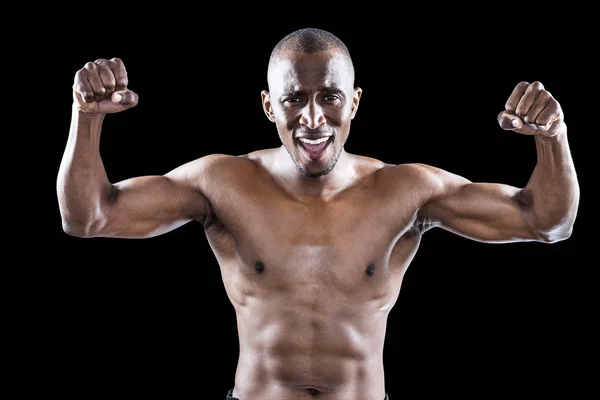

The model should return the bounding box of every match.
[322,86,344,94]
[281,90,303,98]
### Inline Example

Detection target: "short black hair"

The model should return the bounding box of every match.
[272,27,350,57]
[267,27,355,85]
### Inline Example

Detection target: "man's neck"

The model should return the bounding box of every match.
[274,147,356,201]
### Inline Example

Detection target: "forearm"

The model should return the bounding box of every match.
[57,106,113,234]
[522,127,580,239]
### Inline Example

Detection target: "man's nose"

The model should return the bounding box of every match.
[299,102,326,129]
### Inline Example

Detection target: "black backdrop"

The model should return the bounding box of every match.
[29,10,594,399]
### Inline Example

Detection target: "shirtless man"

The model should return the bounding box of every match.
[56,28,580,400]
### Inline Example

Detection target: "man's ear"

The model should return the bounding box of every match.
[351,87,363,120]
[261,90,275,122]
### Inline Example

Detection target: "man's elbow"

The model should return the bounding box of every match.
[534,223,574,243]
[61,218,105,238]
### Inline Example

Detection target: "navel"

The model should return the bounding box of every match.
[255,261,265,274]
[365,263,375,277]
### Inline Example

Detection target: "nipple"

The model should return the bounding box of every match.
[365,264,375,276]
[255,261,265,274]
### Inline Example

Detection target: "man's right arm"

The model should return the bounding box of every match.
[57,58,209,239]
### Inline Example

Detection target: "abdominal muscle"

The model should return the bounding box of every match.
[230,290,391,399]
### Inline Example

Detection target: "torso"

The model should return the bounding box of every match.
[198,149,432,400]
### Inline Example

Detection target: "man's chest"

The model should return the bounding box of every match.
[207,186,417,290]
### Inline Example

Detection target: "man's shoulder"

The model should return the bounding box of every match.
[166,152,264,188]
[370,160,437,176]
[351,154,436,173]
[184,152,263,172]
[372,161,449,189]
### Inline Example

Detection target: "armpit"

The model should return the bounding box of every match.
[403,217,436,238]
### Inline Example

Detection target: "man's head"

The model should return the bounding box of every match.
[261,28,362,178]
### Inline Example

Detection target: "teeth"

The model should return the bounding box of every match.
[299,137,329,145]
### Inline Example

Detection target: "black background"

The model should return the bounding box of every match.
[23,8,595,399]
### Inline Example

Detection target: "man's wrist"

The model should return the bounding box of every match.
[536,122,567,142]
[72,102,106,122]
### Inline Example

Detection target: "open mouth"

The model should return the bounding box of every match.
[297,136,333,161]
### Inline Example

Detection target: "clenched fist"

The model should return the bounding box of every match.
[73,57,138,114]
[498,81,565,138]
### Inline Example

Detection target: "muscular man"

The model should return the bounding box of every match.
[57,28,580,400]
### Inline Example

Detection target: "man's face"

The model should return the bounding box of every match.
[262,50,361,177]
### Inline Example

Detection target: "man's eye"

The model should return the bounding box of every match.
[323,95,340,101]
[284,97,301,103]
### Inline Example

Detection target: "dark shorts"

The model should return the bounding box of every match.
[226,389,389,399]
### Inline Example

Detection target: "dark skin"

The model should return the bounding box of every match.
[57,50,579,399]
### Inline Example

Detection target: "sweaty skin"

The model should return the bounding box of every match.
[57,45,579,400]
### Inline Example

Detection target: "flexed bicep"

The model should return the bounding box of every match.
[99,177,207,239]
[416,165,541,243]
[416,79,576,244]
[86,160,211,239]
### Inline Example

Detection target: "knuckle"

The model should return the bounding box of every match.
[531,80,544,89]
[111,57,126,71]
[83,92,94,102]
[84,61,96,70]
[536,118,550,127]
[538,90,551,100]
[74,68,87,80]
[529,81,544,93]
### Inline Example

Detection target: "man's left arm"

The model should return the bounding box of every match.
[418,81,580,243]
